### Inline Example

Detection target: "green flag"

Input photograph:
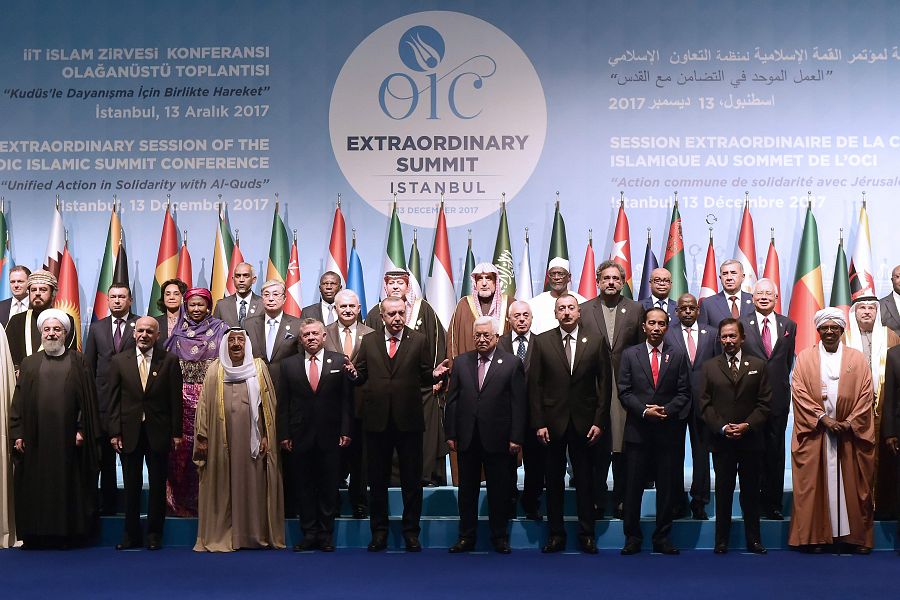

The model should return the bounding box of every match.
[266,207,289,282]
[788,205,825,352]
[492,202,516,297]
[544,201,569,291]
[382,202,407,275]
[460,235,475,298]
[408,231,423,299]
[830,237,851,311]
[663,200,688,298]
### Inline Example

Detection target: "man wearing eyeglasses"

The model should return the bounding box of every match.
[640,267,679,325]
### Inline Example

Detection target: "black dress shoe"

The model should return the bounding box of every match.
[319,538,336,552]
[493,540,512,554]
[541,536,566,553]
[449,538,476,553]
[652,542,680,555]
[404,536,422,552]
[747,542,767,554]
[116,541,142,551]
[294,538,317,552]
[620,541,641,555]
[367,535,387,552]
[853,545,871,555]
[613,504,625,520]
[146,535,162,551]
[802,544,824,554]
[714,543,728,554]
[352,508,368,519]
[764,509,784,520]
[579,538,598,554]
[691,505,709,520]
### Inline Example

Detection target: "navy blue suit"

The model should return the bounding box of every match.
[640,296,679,326]
[618,341,691,547]
[699,291,754,330]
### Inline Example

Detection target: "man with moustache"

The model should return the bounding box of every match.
[301,271,343,327]
[618,308,691,555]
[212,262,261,327]
[528,259,586,334]
[7,270,76,369]
[448,263,512,359]
[0,265,30,327]
[530,294,611,554]
[700,259,754,330]
[641,267,679,324]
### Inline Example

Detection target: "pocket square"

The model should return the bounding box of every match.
[748,370,758,375]
[283,332,295,340]
[329,369,341,374]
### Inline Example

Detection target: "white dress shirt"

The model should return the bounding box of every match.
[305,348,325,379]
[558,325,579,372]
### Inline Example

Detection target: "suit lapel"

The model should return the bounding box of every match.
[144,350,164,394]
[716,354,734,382]
[639,345,654,387]
[571,331,589,374]
[656,344,673,386]
[549,330,569,374]
[611,301,627,349]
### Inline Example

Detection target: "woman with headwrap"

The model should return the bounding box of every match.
[193,328,283,551]
[164,288,228,517]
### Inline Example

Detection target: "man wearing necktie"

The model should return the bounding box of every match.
[108,317,183,550]
[618,308,691,555]
[0,265,31,327]
[640,267,679,325]
[324,289,375,518]
[301,271,343,327]
[212,263,262,328]
[698,259,754,332]
[84,282,139,515]
[739,278,796,520]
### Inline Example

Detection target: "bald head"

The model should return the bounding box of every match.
[650,267,672,300]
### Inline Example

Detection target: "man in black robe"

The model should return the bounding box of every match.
[9,309,101,548]
[6,270,76,370]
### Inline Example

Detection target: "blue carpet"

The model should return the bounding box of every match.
[1,547,896,599]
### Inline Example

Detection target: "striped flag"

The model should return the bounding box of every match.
[735,201,758,292]
[492,201,516,297]
[699,231,718,304]
[92,205,122,321]
[284,230,302,317]
[578,233,597,300]
[147,204,178,316]
[515,229,533,301]
[54,239,82,350]
[427,201,456,328]
[325,199,348,285]
[638,230,659,302]
[830,234,851,325]
[610,197,634,299]
[763,230,782,314]
[347,230,367,312]
[408,230,424,300]
[544,199,569,291]
[211,203,235,305]
[44,200,66,277]
[383,201,407,276]
[848,199,876,298]
[788,205,825,352]
[226,234,246,295]
[177,232,193,288]
[0,201,10,301]
[266,202,289,282]
[460,232,476,298]
[663,198,688,298]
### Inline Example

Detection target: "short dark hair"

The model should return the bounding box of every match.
[320,271,341,283]
[10,265,31,277]
[717,317,744,337]
[644,306,669,325]
[108,281,132,297]
[156,278,188,312]
[595,259,625,282]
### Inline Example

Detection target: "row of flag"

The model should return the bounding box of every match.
[0,194,878,356]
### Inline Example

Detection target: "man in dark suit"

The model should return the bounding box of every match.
[212,262,261,327]
[580,259,644,517]
[882,344,900,549]
[640,267,679,324]
[618,308,691,555]
[445,316,526,554]
[699,259,754,330]
[7,270,76,369]
[325,289,375,519]
[530,294,611,554]
[739,278,796,520]
[664,293,717,519]
[351,296,443,552]
[499,300,541,519]
[243,279,302,388]
[879,265,900,334]
[301,271,342,326]
[0,265,30,327]
[108,317,183,550]
[84,282,139,515]
[278,319,353,552]
[699,318,771,554]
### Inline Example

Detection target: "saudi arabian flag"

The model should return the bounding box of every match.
[543,201,569,291]
[460,235,475,298]
[788,205,825,352]
[382,202,407,277]
[492,202,515,297]
[663,199,688,298]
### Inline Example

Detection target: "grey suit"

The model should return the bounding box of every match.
[212,292,262,327]
[880,293,900,334]
[243,312,302,389]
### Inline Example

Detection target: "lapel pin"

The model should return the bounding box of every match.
[749,320,755,325]
[326,358,332,364]
[129,322,135,328]
[152,371,157,376]
[620,308,626,313]
[285,325,291,330]
[664,354,670,363]
[581,337,587,343]
[497,358,503,364]
[744,361,749,366]
[745,299,751,304]
[700,329,706,334]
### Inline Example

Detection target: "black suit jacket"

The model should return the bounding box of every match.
[277,350,353,452]
[698,353,771,452]
[84,313,139,425]
[881,345,900,440]
[640,296,680,325]
[354,327,434,432]
[880,293,900,335]
[739,312,796,416]
[444,349,526,453]
[618,341,691,445]
[699,291,754,329]
[579,295,644,377]
[212,292,261,327]
[107,347,183,454]
[664,323,717,416]
[0,297,16,328]
[498,331,533,372]
[243,312,302,388]
[528,326,611,439]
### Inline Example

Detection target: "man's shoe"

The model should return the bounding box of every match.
[620,541,641,555]
[319,538,335,552]
[714,543,728,554]
[352,508,368,519]
[613,503,625,520]
[146,535,162,551]
[853,545,871,555]
[448,538,476,553]
[652,542,680,555]
[367,534,387,552]
[115,540,141,551]
[747,542,767,554]
[404,535,422,552]
[579,538,598,554]
[493,539,512,554]
[764,509,784,521]
[541,536,566,553]
[691,504,709,520]
[294,537,317,552]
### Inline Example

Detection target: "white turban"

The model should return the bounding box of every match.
[547,257,570,273]
[814,307,846,330]
[36,308,71,334]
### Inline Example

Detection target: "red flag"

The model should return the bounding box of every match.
[226,239,246,294]
[735,202,758,292]
[699,233,718,304]
[325,200,348,285]
[609,199,633,299]
[177,235,193,288]
[284,231,302,317]
[763,231,782,314]
[54,241,82,350]
[578,235,597,300]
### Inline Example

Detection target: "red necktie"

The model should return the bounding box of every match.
[308,355,319,392]
[684,327,696,364]
[730,296,739,319]
[761,317,773,358]
[389,336,398,358]
[651,348,660,386]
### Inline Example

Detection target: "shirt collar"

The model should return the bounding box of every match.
[727,349,742,363]
[478,349,496,362]
[682,321,698,333]
[646,341,663,354]
[514,330,531,342]
[138,347,153,360]
[266,312,283,322]
[384,329,403,342]
[755,310,773,323]
[306,348,325,362]
[236,292,252,302]
[559,325,579,340]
